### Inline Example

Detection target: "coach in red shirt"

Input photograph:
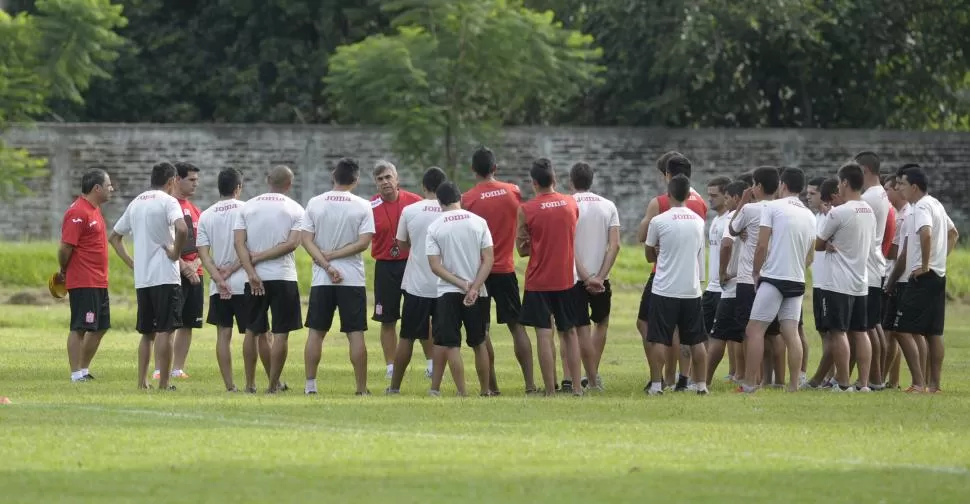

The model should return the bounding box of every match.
[59,169,114,383]
[371,160,425,379]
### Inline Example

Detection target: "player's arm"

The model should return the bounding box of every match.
[328,232,374,260]
[395,212,411,252]
[197,245,224,283]
[917,225,931,274]
[635,198,659,244]
[594,225,621,281]
[515,207,531,257]
[947,220,959,256]
[886,243,899,261]
[885,237,907,290]
[300,231,331,268]
[429,255,470,292]
[233,229,258,279]
[728,189,755,236]
[644,218,659,263]
[252,229,300,264]
[718,237,734,284]
[472,246,495,293]
[805,245,814,268]
[752,226,771,282]
[108,231,134,270]
[57,242,74,277]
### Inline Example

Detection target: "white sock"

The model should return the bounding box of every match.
[697,382,709,392]
[386,364,394,373]
[71,370,83,381]
[171,368,181,377]
[426,359,433,371]
[305,378,317,393]
[81,368,90,376]
[650,381,663,392]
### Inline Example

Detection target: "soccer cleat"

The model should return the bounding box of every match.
[82,372,95,380]
[305,390,318,396]
[171,370,190,379]
[355,390,371,396]
[928,388,943,394]
[646,388,663,396]
[559,380,573,394]
[580,376,589,389]
[424,367,433,379]
[244,386,257,394]
[384,388,400,395]
[696,389,709,396]
[858,386,872,392]
[152,370,160,380]
[226,385,238,393]
[428,390,441,397]
[904,385,924,393]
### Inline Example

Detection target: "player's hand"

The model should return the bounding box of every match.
[825,241,837,253]
[217,279,232,300]
[55,271,66,284]
[164,245,179,261]
[463,288,479,306]
[884,280,895,297]
[752,273,760,287]
[248,274,265,296]
[251,251,263,264]
[741,187,755,204]
[913,266,929,278]
[584,276,605,294]
[461,280,472,294]
[739,230,748,242]
[720,272,734,285]
[185,271,201,285]
[326,265,343,284]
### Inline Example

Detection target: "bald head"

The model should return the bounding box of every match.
[267,165,293,192]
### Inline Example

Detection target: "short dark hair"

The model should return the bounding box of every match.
[752,166,780,195]
[808,176,826,188]
[738,172,754,187]
[80,169,108,194]
[471,146,496,178]
[667,174,690,203]
[570,162,594,191]
[725,180,747,199]
[666,154,692,178]
[530,158,555,188]
[436,181,462,206]
[707,176,731,194]
[780,166,805,194]
[656,151,680,175]
[837,162,865,192]
[333,158,360,186]
[174,161,200,179]
[854,151,881,176]
[901,166,928,193]
[217,168,243,197]
[820,178,840,203]
[150,162,177,188]
[896,163,921,179]
[422,166,447,193]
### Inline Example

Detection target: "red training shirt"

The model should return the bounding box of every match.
[882,205,896,258]
[61,197,108,290]
[461,180,522,274]
[521,192,579,292]
[651,188,709,274]
[178,198,203,276]
[371,190,423,261]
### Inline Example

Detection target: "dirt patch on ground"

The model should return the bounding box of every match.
[6,289,60,306]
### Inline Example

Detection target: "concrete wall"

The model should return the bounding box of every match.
[3,123,969,241]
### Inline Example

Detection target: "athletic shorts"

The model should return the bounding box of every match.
[895,271,947,336]
[866,284,885,330]
[711,296,742,343]
[305,285,367,334]
[818,290,868,333]
[702,290,721,335]
[636,272,656,322]
[520,289,576,332]
[244,280,302,334]
[571,280,612,327]
[433,292,488,348]
[750,278,804,323]
[400,292,435,340]
[373,260,406,323]
[206,294,247,333]
[735,283,756,330]
[135,284,184,335]
[812,288,827,333]
[883,283,906,331]
[68,287,111,332]
[484,272,521,325]
[647,294,706,347]
[179,276,204,329]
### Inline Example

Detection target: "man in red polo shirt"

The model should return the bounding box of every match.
[59,169,115,382]
[371,160,426,379]
[516,158,581,396]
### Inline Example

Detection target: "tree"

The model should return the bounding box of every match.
[0,0,126,199]
[325,0,603,180]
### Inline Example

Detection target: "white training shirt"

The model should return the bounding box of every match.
[706,212,730,292]
[397,199,443,298]
[894,204,915,283]
[759,196,816,283]
[646,206,705,299]
[906,195,955,277]
[197,198,247,295]
[812,211,830,290]
[113,189,184,289]
[573,192,621,283]
[425,209,494,297]
[885,203,909,279]
[301,190,375,287]
[720,210,741,299]
[818,200,875,296]
[729,201,766,285]
[233,193,305,282]
[862,185,891,287]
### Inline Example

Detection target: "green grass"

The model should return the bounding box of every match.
[1,285,970,502]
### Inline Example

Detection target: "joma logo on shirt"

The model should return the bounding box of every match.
[539,200,567,209]
[575,196,599,202]
[480,189,508,199]
[423,206,442,212]
[137,194,157,201]
[325,195,352,202]
[444,214,469,222]
[213,203,240,213]
[672,214,697,221]
[855,207,873,214]
[257,195,285,202]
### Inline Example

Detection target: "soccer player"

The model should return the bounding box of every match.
[706,179,746,385]
[737,167,815,393]
[462,146,536,393]
[108,162,188,391]
[569,162,620,391]
[370,160,425,380]
[386,167,447,394]
[644,174,709,395]
[517,158,582,397]
[426,181,495,397]
[803,177,837,389]
[301,158,375,396]
[882,171,912,389]
[234,165,305,394]
[59,169,114,383]
[887,166,957,393]
[704,176,733,346]
[816,164,876,392]
[855,151,891,389]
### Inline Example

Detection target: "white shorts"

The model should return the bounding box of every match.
[750,282,802,323]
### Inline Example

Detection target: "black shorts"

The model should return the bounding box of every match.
[866,285,885,330]
[883,283,906,331]
[305,285,367,334]
[135,284,184,335]
[373,260,406,323]
[734,283,756,331]
[484,272,521,325]
[206,294,247,333]
[520,289,576,332]
[571,280,612,327]
[895,271,947,336]
[711,296,742,343]
[433,293,488,348]
[179,276,204,329]
[636,272,656,322]
[68,287,111,332]
[400,292,435,340]
[813,288,827,333]
[702,290,721,335]
[647,294,706,346]
[244,280,302,334]
[819,291,868,333]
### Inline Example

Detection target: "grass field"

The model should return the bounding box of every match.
[2,244,970,502]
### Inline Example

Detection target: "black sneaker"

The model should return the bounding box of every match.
[227,385,238,393]
[83,373,95,380]
[580,377,589,389]
[559,380,573,393]
[674,375,690,392]
[244,386,257,394]
[165,385,177,391]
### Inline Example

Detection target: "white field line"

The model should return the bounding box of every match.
[17,403,970,477]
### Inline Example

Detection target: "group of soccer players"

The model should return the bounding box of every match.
[56,146,955,396]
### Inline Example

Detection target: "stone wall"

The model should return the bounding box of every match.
[3,123,969,241]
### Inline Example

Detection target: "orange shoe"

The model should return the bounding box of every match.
[927,388,942,394]
[172,370,190,379]
[904,385,925,393]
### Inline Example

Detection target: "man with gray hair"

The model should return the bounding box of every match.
[370,160,426,379]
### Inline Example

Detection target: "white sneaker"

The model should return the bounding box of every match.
[858,386,872,392]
